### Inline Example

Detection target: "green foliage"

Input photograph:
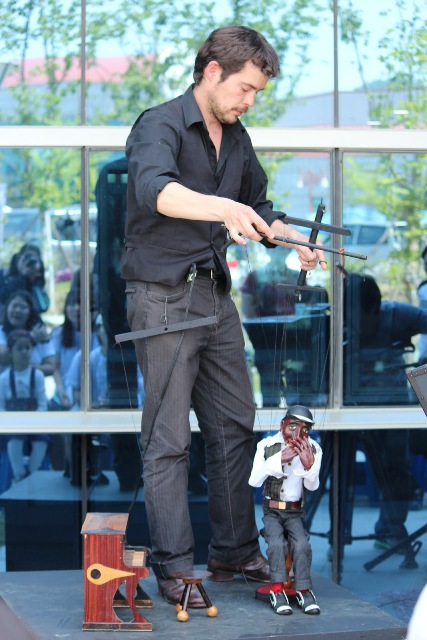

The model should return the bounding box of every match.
[0,0,325,225]
[339,0,427,300]
[0,0,326,127]
[2,0,426,307]
[88,0,325,126]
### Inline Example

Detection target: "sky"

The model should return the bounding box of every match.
[288,1,411,96]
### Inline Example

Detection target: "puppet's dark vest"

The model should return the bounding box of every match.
[262,443,284,501]
[262,441,317,503]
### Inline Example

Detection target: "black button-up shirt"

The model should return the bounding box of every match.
[122,84,282,289]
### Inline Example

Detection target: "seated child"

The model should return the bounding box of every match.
[249,405,322,615]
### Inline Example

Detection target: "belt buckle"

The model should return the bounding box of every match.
[278,501,287,509]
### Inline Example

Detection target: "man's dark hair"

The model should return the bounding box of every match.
[193,25,280,85]
[345,273,382,317]
[421,246,427,260]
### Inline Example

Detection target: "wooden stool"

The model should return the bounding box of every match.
[81,512,152,631]
[172,570,218,622]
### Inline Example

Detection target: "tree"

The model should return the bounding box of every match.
[339,0,427,302]
[91,0,324,126]
[0,0,325,299]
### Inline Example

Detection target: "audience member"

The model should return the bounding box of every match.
[0,244,49,322]
[50,289,99,409]
[0,290,55,377]
[241,251,329,407]
[240,251,299,318]
[344,273,427,405]
[66,313,109,409]
[0,329,49,483]
[343,273,427,547]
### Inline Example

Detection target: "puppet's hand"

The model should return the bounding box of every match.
[290,436,314,470]
[281,446,297,464]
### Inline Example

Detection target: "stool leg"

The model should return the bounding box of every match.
[196,582,212,608]
[176,583,191,622]
[180,584,191,611]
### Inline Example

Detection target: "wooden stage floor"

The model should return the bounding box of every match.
[0,568,407,640]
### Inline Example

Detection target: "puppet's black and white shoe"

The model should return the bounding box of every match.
[296,590,320,614]
[270,590,292,615]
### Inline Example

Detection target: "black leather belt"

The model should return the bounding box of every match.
[196,267,225,280]
[264,499,302,510]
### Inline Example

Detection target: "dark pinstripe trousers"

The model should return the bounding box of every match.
[126,275,261,579]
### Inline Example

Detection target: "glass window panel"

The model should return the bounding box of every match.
[338,1,426,130]
[91,149,332,411]
[0,432,80,571]
[233,152,332,408]
[343,151,427,406]
[0,4,82,125]
[278,0,335,131]
[0,147,83,411]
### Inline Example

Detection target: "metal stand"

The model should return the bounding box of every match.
[364,524,427,572]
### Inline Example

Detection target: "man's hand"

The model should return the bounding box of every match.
[218,198,275,246]
[270,219,327,272]
[157,183,275,244]
[287,436,314,470]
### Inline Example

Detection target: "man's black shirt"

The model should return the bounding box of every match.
[122,84,281,289]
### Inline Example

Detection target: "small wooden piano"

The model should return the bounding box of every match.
[81,512,152,631]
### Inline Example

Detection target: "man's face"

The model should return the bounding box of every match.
[205,61,269,125]
[281,417,312,442]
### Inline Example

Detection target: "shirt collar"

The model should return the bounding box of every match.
[182,84,246,142]
[182,85,204,128]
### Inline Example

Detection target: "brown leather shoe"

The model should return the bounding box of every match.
[157,577,205,608]
[207,553,270,582]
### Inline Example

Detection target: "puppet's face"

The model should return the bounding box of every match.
[281,417,311,442]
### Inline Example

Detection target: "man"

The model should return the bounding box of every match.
[249,405,322,615]
[122,25,326,607]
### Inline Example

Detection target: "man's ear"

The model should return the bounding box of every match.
[204,60,222,82]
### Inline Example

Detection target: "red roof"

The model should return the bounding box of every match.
[2,56,152,87]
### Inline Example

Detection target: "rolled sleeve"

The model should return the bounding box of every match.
[126,112,182,215]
